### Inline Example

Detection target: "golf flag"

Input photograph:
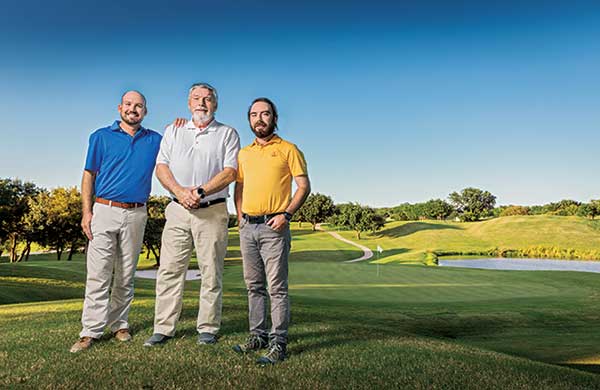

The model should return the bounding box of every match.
[377,245,383,254]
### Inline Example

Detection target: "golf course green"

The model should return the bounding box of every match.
[2,219,600,389]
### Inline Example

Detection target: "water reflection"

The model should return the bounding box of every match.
[438,258,600,273]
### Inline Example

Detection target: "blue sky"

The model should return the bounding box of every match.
[1,0,599,207]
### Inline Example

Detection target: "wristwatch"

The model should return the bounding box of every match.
[284,211,293,221]
[197,187,206,199]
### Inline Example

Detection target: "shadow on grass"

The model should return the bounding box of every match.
[291,250,362,262]
[560,364,600,374]
[372,248,410,261]
[378,222,462,238]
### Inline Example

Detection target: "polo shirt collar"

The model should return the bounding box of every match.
[185,118,218,132]
[111,120,147,134]
[251,134,282,147]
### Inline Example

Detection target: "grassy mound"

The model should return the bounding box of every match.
[332,215,600,263]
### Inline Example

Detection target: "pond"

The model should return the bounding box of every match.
[438,258,600,273]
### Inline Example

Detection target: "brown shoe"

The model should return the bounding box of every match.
[70,337,95,353]
[114,329,132,342]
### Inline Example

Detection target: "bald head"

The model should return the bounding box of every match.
[118,90,147,128]
[121,90,147,106]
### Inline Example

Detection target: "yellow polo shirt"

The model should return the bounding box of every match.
[237,135,308,215]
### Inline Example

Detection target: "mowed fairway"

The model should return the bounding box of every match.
[2,225,600,388]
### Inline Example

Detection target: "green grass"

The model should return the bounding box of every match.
[331,215,600,263]
[2,223,600,388]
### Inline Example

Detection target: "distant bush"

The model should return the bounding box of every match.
[423,251,439,266]
[388,199,453,221]
[500,205,530,216]
[540,199,582,216]
[435,246,600,260]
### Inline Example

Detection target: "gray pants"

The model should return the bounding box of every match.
[239,219,291,344]
[80,202,147,339]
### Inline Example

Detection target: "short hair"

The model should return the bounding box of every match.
[188,82,218,104]
[121,90,147,106]
[247,97,279,122]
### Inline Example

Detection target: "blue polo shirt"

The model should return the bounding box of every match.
[84,121,162,203]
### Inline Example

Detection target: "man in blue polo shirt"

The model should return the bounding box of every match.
[70,90,162,353]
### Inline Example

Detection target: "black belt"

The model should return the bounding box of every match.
[172,197,226,208]
[243,212,284,224]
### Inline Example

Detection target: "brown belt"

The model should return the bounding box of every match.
[95,197,145,209]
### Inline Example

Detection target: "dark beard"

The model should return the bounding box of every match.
[251,121,276,139]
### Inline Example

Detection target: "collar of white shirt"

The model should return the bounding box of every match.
[184,118,218,132]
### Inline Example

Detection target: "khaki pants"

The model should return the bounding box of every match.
[153,201,229,336]
[80,202,147,339]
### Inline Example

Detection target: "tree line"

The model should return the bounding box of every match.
[2,177,598,262]
[379,188,600,223]
[0,178,168,263]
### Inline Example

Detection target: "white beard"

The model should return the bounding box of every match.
[193,112,213,125]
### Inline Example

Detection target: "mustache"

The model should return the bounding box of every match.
[254,120,267,127]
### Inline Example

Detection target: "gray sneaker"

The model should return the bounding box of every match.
[232,334,268,354]
[143,333,171,347]
[256,342,287,365]
[197,332,218,345]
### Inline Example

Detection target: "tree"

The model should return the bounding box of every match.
[291,205,307,227]
[143,196,171,266]
[36,187,84,260]
[448,187,496,222]
[329,203,385,239]
[391,203,421,221]
[578,200,600,220]
[422,199,454,220]
[297,193,336,231]
[0,178,40,262]
[592,200,600,219]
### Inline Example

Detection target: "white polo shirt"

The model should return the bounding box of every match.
[156,119,241,201]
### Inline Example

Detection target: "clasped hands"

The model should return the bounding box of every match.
[175,186,203,210]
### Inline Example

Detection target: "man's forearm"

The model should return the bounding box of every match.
[234,181,244,220]
[202,167,237,196]
[81,170,96,214]
[155,163,184,195]
[286,175,311,215]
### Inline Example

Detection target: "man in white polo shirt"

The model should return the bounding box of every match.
[144,83,240,346]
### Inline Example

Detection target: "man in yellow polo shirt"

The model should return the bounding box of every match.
[233,97,311,365]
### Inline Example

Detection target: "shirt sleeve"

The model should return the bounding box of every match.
[84,132,102,172]
[287,144,308,177]
[156,125,174,165]
[223,127,241,170]
[236,151,244,183]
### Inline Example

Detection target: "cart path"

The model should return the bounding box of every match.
[136,225,374,280]
[315,224,373,263]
